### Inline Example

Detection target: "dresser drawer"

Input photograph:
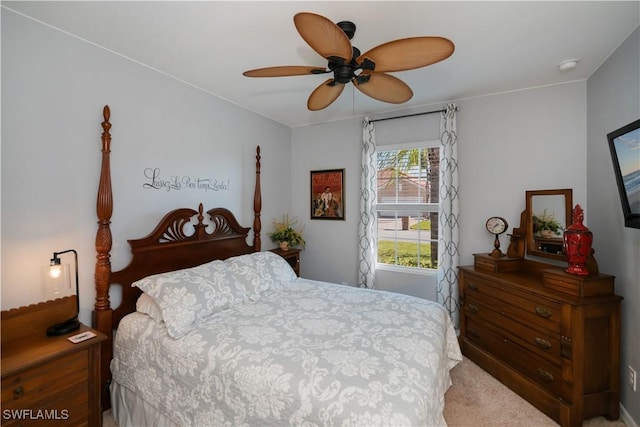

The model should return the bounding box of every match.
[465,316,564,398]
[464,294,561,363]
[463,273,562,333]
[1,350,88,411]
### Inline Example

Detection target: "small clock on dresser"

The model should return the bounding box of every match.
[485,216,508,258]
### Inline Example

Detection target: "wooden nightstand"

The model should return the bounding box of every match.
[270,248,301,276]
[1,297,107,427]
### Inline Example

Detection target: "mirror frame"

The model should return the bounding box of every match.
[525,189,573,261]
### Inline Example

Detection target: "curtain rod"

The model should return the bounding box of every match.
[370,107,456,123]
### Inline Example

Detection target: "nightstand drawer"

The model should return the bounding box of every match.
[1,382,88,426]
[1,350,88,411]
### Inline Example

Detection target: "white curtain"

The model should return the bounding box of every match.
[436,103,460,328]
[358,117,377,289]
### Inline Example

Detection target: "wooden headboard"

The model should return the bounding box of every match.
[91,105,262,407]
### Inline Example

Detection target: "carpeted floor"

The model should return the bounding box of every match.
[103,356,627,426]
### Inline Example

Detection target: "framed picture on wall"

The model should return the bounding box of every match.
[310,169,345,220]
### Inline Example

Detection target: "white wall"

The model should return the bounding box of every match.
[1,10,292,325]
[291,81,587,298]
[587,26,640,425]
[456,83,587,265]
[290,118,362,285]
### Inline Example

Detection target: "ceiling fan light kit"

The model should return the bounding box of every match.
[243,12,454,111]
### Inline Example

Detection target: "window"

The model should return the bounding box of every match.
[376,141,440,270]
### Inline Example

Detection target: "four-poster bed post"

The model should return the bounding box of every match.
[93,106,113,407]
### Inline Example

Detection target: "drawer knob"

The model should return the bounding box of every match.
[537,368,554,382]
[13,386,24,399]
[535,306,552,319]
[468,282,478,291]
[470,329,480,338]
[468,304,479,314]
[535,337,552,350]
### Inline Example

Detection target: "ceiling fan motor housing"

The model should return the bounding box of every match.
[335,65,354,83]
[328,46,364,84]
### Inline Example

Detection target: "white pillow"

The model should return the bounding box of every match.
[225,251,298,301]
[132,260,247,338]
[136,292,164,323]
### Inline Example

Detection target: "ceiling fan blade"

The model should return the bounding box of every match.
[357,37,454,73]
[294,12,353,62]
[243,66,326,77]
[307,79,345,111]
[353,73,413,104]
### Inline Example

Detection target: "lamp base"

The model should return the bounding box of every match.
[47,317,80,336]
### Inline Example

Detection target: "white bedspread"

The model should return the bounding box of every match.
[111,279,462,427]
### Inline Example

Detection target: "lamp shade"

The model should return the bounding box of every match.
[42,263,71,299]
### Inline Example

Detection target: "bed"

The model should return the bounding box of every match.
[92,105,462,426]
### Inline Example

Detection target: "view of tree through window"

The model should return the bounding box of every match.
[376,145,440,269]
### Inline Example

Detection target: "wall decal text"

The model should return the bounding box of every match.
[143,168,230,192]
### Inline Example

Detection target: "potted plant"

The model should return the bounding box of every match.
[269,215,305,251]
[533,209,563,238]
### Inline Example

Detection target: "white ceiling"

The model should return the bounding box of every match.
[4,1,639,128]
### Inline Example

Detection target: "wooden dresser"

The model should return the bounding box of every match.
[1,297,106,426]
[459,254,622,427]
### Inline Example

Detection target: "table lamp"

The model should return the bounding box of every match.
[44,249,81,336]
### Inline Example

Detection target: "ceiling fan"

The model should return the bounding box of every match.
[243,12,455,111]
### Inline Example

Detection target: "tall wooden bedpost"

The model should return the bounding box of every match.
[93,105,113,408]
[253,145,262,252]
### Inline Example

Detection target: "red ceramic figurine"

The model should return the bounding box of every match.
[563,204,593,276]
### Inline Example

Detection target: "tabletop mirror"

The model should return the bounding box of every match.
[525,188,572,261]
